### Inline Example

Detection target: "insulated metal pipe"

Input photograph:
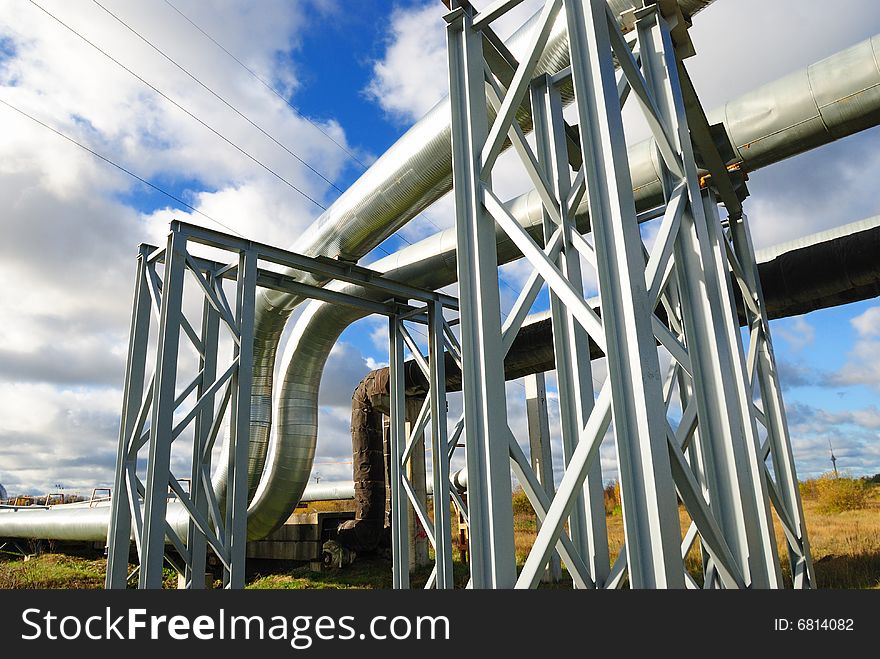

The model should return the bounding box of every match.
[0,503,190,543]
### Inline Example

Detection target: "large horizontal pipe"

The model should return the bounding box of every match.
[0,503,190,544]
[1,209,876,545]
[0,475,466,543]
[12,18,880,543]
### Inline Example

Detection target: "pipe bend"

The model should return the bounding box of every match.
[244,298,365,539]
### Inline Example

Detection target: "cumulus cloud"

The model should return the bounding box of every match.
[318,341,373,409]
[3,0,880,498]
[364,1,545,124]
[829,305,880,391]
[364,3,448,123]
[0,0,360,493]
[774,316,816,352]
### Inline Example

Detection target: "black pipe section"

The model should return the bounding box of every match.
[368,221,880,396]
[337,372,388,552]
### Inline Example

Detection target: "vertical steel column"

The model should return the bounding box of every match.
[566,0,682,587]
[728,211,815,588]
[224,248,257,589]
[635,9,777,587]
[185,277,220,589]
[699,193,782,587]
[446,3,516,588]
[429,301,455,589]
[389,314,410,588]
[106,244,152,589]
[139,230,187,589]
[531,72,609,586]
[524,373,562,584]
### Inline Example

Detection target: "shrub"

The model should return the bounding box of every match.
[799,479,819,501]
[511,487,532,516]
[603,481,621,516]
[814,474,869,513]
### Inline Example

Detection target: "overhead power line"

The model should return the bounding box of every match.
[27,0,328,212]
[0,96,242,236]
[91,0,343,195]
[162,0,369,170]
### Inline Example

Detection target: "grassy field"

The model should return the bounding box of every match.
[2,478,878,589]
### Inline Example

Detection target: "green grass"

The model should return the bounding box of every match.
[0,553,106,589]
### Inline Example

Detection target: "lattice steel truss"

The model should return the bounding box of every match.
[106,221,456,589]
[442,0,813,588]
[388,306,464,588]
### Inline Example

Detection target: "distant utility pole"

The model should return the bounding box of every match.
[829,440,839,478]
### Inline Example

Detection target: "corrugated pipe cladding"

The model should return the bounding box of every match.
[338,372,390,553]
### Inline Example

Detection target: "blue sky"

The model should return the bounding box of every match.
[0,0,879,496]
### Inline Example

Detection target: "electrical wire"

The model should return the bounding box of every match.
[0,96,242,236]
[91,0,343,195]
[28,1,518,295]
[27,0,328,212]
[161,0,369,170]
[155,0,440,256]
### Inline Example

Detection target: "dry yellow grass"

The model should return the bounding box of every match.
[512,483,880,588]
[787,488,880,589]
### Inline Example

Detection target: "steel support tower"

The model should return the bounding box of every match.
[443,0,813,588]
[106,221,457,589]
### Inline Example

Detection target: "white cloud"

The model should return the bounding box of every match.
[3,0,880,498]
[775,316,816,352]
[851,305,880,338]
[364,3,448,123]
[829,305,880,391]
[0,0,360,493]
[364,0,545,124]
[786,402,880,477]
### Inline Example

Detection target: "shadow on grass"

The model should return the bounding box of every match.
[813,552,880,589]
[247,557,474,590]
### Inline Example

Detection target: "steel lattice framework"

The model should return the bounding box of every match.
[106,221,456,589]
[436,0,813,589]
[106,0,814,591]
